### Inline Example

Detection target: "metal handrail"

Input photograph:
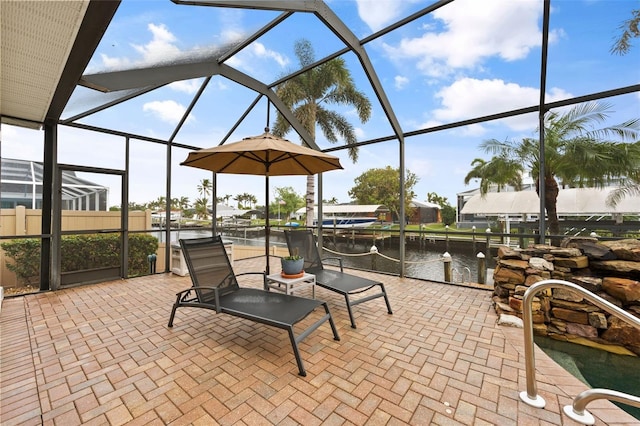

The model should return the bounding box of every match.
[519,279,640,424]
[563,388,640,425]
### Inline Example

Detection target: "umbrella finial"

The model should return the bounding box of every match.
[264,127,270,134]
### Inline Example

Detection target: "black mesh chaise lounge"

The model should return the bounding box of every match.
[168,236,340,376]
[284,230,393,329]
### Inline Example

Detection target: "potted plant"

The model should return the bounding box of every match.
[281,248,304,276]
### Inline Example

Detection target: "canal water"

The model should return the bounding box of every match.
[156,228,486,283]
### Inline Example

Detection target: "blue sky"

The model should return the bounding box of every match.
[3,0,639,209]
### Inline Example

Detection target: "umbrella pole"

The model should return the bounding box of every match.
[265,174,270,275]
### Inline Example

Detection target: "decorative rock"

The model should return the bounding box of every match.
[493,285,510,298]
[590,260,640,276]
[509,296,541,312]
[551,299,600,313]
[565,322,598,338]
[553,288,584,302]
[524,245,554,256]
[561,236,598,248]
[532,312,546,324]
[551,307,588,324]
[498,258,529,270]
[532,323,548,335]
[497,246,522,259]
[550,248,583,258]
[567,276,602,293]
[601,317,640,356]
[550,319,566,332]
[588,312,608,329]
[564,239,616,260]
[551,270,571,280]
[529,257,554,271]
[494,300,514,313]
[554,255,589,269]
[514,285,528,296]
[596,291,623,308]
[600,239,640,262]
[497,314,523,328]
[525,268,551,279]
[493,238,640,355]
[602,277,640,304]
[493,265,525,285]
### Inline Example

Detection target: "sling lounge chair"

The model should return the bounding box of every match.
[168,236,340,376]
[284,230,393,329]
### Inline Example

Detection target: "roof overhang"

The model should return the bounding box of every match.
[0,0,120,129]
[460,188,640,216]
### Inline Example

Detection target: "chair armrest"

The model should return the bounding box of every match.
[175,286,223,312]
[235,271,268,290]
[322,256,344,272]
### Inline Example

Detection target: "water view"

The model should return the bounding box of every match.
[155,228,485,284]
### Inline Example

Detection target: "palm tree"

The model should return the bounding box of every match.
[247,194,258,209]
[611,8,640,55]
[177,196,190,211]
[323,196,339,204]
[465,102,640,241]
[464,157,525,194]
[272,39,371,227]
[197,179,212,200]
[194,197,209,220]
[607,172,640,207]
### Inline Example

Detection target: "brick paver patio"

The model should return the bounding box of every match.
[1,256,637,425]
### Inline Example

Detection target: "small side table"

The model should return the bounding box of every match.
[265,272,316,298]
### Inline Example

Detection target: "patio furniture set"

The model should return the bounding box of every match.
[168,230,393,376]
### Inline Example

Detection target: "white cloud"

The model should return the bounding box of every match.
[355,0,422,32]
[100,23,182,70]
[132,23,181,63]
[169,80,201,94]
[227,42,289,73]
[143,100,194,125]
[394,75,409,90]
[382,0,559,78]
[251,42,288,67]
[427,78,572,132]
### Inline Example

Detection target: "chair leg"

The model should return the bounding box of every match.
[287,328,307,377]
[168,297,180,327]
[324,302,340,341]
[344,294,357,329]
[168,306,177,327]
[380,283,393,314]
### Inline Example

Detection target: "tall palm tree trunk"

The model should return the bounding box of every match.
[305,125,317,228]
[305,175,315,227]
[537,175,560,244]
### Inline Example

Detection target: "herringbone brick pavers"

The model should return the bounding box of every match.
[1,256,637,425]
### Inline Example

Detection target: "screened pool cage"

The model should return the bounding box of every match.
[1,0,638,292]
[1,158,108,210]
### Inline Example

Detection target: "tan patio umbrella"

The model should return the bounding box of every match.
[181,130,343,273]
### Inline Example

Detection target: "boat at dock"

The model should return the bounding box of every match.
[316,216,377,228]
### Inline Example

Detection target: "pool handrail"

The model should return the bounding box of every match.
[518,279,640,423]
[563,388,640,425]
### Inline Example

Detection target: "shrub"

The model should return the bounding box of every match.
[1,234,159,285]
[0,238,41,286]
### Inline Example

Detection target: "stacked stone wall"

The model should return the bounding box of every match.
[493,237,640,356]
